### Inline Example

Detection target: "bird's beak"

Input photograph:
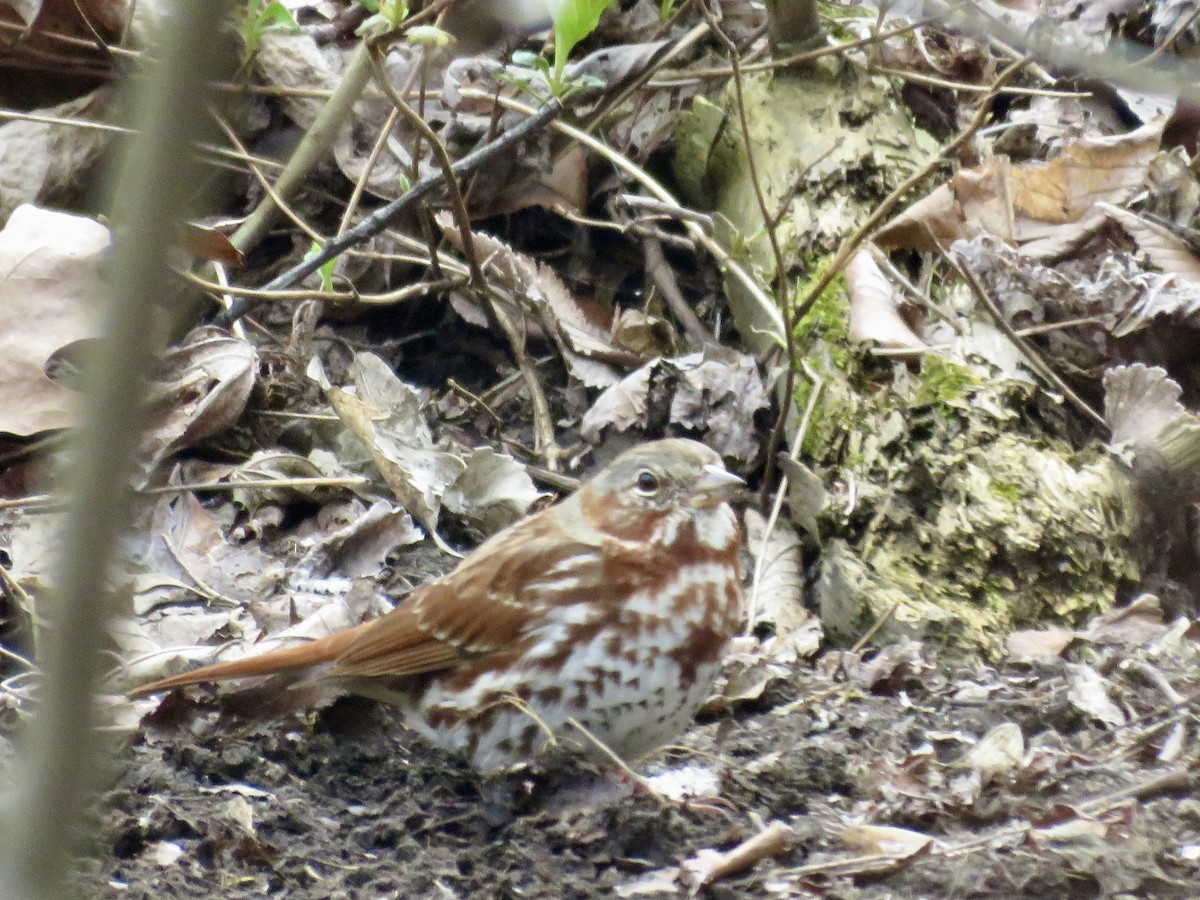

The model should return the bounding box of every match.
[691,464,745,508]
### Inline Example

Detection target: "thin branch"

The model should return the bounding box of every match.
[214,96,564,327]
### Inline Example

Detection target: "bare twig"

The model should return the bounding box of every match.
[949,253,1107,431]
[0,1,233,895]
[640,236,716,348]
[214,96,564,327]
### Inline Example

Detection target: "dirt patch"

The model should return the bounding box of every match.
[69,650,1200,898]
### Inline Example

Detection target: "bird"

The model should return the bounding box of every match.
[130,438,745,773]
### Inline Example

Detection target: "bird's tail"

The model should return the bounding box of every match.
[128,620,375,698]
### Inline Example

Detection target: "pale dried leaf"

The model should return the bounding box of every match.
[318,353,465,530]
[296,500,423,578]
[0,91,113,220]
[1084,593,1168,646]
[254,33,411,198]
[0,205,107,434]
[666,347,769,463]
[1065,662,1126,727]
[438,217,632,375]
[1099,203,1200,288]
[580,359,654,440]
[143,493,284,605]
[615,868,680,897]
[744,509,812,659]
[1030,816,1109,847]
[146,841,185,867]
[442,447,548,534]
[642,763,720,801]
[840,824,933,857]
[845,249,925,353]
[228,450,340,513]
[610,308,677,358]
[951,723,1024,784]
[1103,364,1187,446]
[222,796,256,835]
[565,40,669,85]
[775,455,825,538]
[877,124,1162,259]
[140,326,258,471]
[1005,626,1078,661]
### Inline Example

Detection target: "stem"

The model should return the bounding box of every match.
[0,2,233,897]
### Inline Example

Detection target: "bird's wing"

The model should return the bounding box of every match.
[329,528,602,679]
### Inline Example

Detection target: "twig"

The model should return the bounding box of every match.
[214,96,565,327]
[0,0,229,894]
[949,253,1107,431]
[849,598,902,653]
[466,91,786,350]
[640,235,716,348]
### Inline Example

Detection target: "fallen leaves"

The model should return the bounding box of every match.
[876,123,1163,259]
[0,205,105,435]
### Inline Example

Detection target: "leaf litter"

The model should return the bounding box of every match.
[3,0,1200,896]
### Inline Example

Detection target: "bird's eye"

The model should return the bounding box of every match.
[635,470,660,495]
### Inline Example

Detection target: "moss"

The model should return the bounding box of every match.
[814,362,1143,657]
[788,259,864,458]
[988,480,1023,504]
[914,356,979,409]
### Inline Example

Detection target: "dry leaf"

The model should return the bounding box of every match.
[295,500,423,579]
[845,249,925,353]
[1065,662,1126,727]
[1005,626,1077,661]
[744,508,816,661]
[1103,364,1187,446]
[840,824,933,857]
[1100,202,1200,289]
[139,327,258,474]
[951,723,1025,784]
[442,447,548,535]
[0,205,106,434]
[314,353,465,531]
[877,124,1162,259]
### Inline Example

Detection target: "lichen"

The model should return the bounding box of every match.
[813,356,1142,657]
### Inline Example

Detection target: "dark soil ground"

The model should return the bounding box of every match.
[68,645,1200,898]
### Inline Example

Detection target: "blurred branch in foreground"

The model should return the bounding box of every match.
[0,1,234,897]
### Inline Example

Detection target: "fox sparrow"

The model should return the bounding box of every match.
[131,439,745,772]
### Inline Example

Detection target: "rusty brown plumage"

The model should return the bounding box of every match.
[131,438,745,772]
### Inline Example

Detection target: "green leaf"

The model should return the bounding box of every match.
[239,0,299,58]
[552,0,617,81]
[405,24,453,47]
[305,241,335,293]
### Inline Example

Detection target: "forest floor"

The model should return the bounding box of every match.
[77,625,1200,898]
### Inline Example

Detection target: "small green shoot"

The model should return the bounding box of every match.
[551,0,618,86]
[305,242,336,293]
[239,0,299,59]
[357,0,408,38]
[502,48,605,100]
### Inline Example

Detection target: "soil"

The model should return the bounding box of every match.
[68,647,1200,898]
